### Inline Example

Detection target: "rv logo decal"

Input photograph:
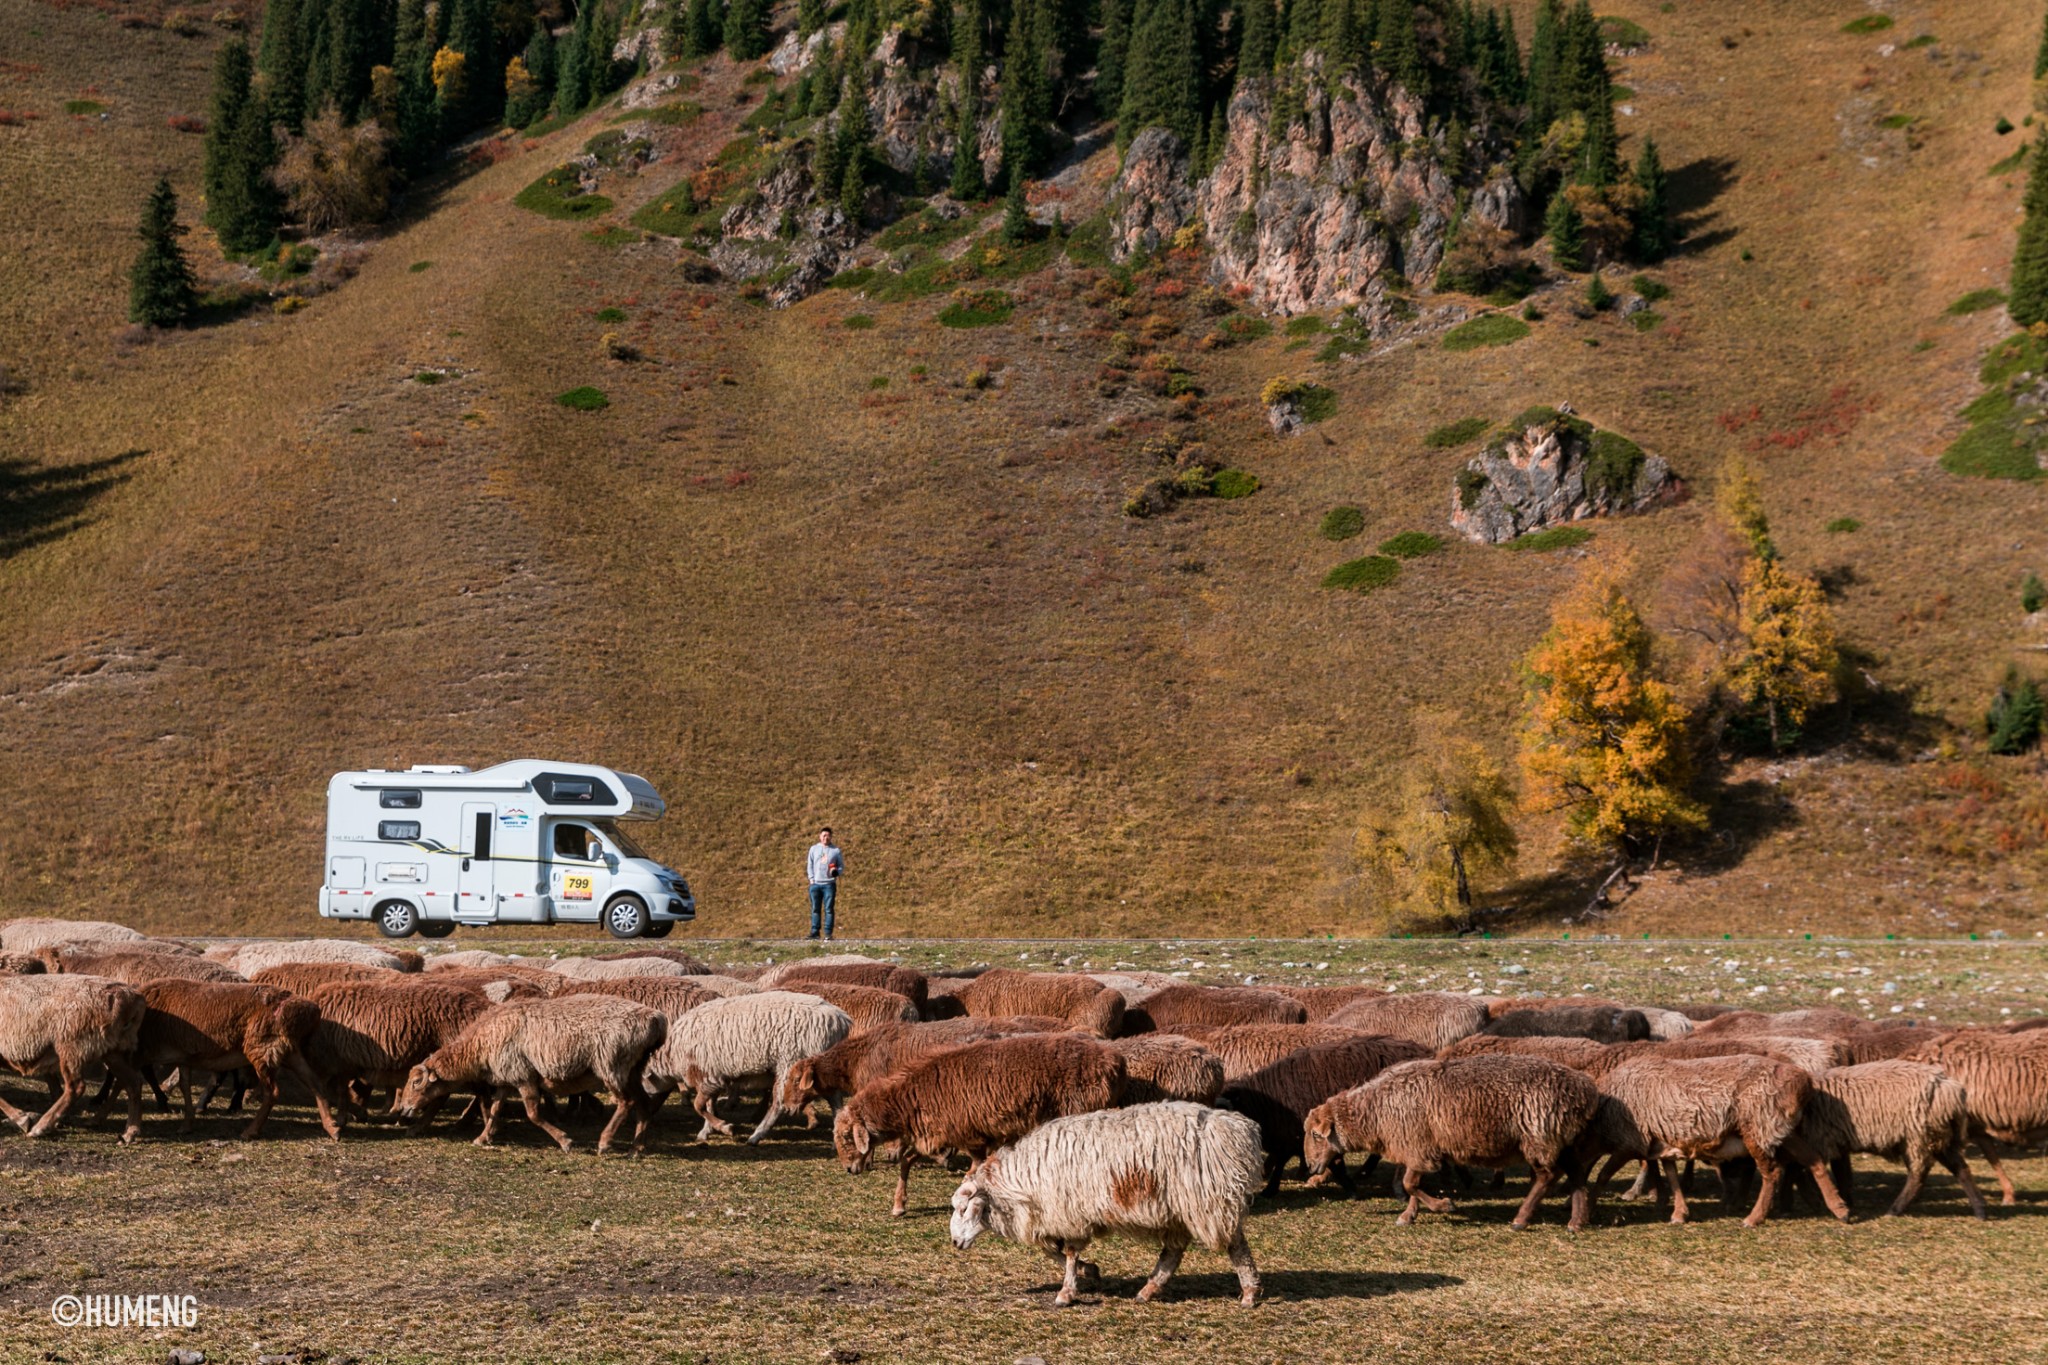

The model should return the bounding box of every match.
[499,809,531,829]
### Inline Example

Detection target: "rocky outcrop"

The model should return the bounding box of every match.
[871,30,952,175]
[1108,55,1522,318]
[1450,405,1682,544]
[1107,129,1199,258]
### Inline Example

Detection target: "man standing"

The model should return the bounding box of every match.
[806,827,844,941]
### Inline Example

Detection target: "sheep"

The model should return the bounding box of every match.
[1486,996,1628,1019]
[760,961,930,1012]
[1664,1004,1742,1022]
[127,979,340,1140]
[1108,1034,1224,1105]
[593,948,716,974]
[1266,985,1390,1022]
[1486,997,1692,1040]
[0,975,146,1141]
[835,1033,1126,1218]
[1325,992,1490,1050]
[776,980,920,1033]
[552,976,719,1017]
[212,940,416,976]
[547,955,699,981]
[922,974,977,1019]
[1695,1007,1867,1040]
[1792,1060,1986,1219]
[779,1019,1017,1121]
[394,967,554,1001]
[1481,1006,1651,1045]
[951,1102,1265,1307]
[0,953,44,975]
[1844,1026,1947,1064]
[247,962,394,995]
[668,974,761,998]
[2002,1017,2048,1035]
[1085,970,1187,1007]
[1575,1054,1846,1227]
[397,994,665,1153]
[40,946,244,985]
[1440,1034,1620,1074]
[303,978,491,1129]
[1303,1054,1602,1229]
[1166,1023,1366,1081]
[0,918,148,953]
[1903,1028,2048,1206]
[1220,1034,1432,1193]
[650,990,851,1144]
[1121,985,1307,1034]
[425,949,526,972]
[953,969,1125,1037]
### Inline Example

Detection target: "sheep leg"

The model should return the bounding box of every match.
[284,1053,343,1141]
[1053,1247,1082,1308]
[26,1056,91,1139]
[1510,1165,1555,1231]
[518,1082,576,1152]
[1397,1167,1450,1224]
[1781,1133,1850,1222]
[473,1091,512,1146]
[1135,1237,1187,1302]
[1488,1168,1508,1192]
[1591,1152,1630,1196]
[892,1152,919,1218]
[1975,1134,2021,1206]
[104,1057,144,1144]
[692,1084,735,1140]
[1621,1161,1655,1201]
[1226,1229,1261,1307]
[1661,1159,1690,1224]
[0,1088,36,1134]
[596,1091,635,1155]
[1832,1155,1855,1201]
[1741,1148,1783,1229]
[237,1067,282,1140]
[176,1068,198,1133]
[744,1074,788,1146]
[1935,1146,1989,1220]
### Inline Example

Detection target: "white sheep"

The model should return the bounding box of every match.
[212,940,415,975]
[651,990,851,1143]
[0,919,149,953]
[949,1101,1264,1307]
[547,956,698,981]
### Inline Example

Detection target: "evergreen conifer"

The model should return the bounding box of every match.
[129,177,199,327]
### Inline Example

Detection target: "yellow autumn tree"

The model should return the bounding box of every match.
[431,46,467,105]
[1521,558,1706,891]
[1357,711,1519,932]
[1724,555,1839,751]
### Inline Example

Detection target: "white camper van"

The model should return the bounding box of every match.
[318,761,696,940]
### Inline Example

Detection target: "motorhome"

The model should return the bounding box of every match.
[318,760,695,939]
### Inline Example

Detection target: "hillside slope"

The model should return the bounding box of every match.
[1,0,2043,939]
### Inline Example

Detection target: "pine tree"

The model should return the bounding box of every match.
[950,0,986,199]
[394,44,440,170]
[837,63,873,184]
[1000,163,1034,242]
[1525,0,1561,132]
[724,0,771,61]
[589,0,624,100]
[1098,0,1133,114]
[1118,0,1200,149]
[446,0,500,126]
[799,0,827,37]
[213,93,282,254]
[1629,135,1668,261]
[1320,0,1359,76]
[203,38,254,228]
[393,0,431,73]
[2011,136,2048,328]
[813,114,846,199]
[1236,0,1275,82]
[844,0,879,64]
[129,177,199,327]
[258,0,308,133]
[2036,3,2048,80]
[686,0,723,57]
[1520,558,1705,874]
[839,144,867,222]
[1375,0,1423,96]
[1545,189,1585,270]
[999,0,1053,181]
[1988,667,2045,755]
[1200,102,1227,175]
[557,0,594,111]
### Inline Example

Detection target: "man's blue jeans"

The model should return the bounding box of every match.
[808,881,836,937]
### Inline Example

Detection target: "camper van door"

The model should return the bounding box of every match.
[458,801,497,920]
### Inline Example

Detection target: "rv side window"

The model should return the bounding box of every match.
[554,824,593,859]
[379,789,423,809]
[534,772,615,805]
[378,821,422,841]
[472,812,493,860]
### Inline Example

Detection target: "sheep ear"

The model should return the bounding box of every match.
[853,1121,870,1157]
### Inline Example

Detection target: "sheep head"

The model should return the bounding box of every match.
[949,1176,989,1250]
[1302,1099,1345,1181]
[396,1061,451,1119]
[780,1058,820,1116]
[832,1103,874,1174]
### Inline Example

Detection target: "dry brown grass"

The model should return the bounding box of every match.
[1,2,2045,940]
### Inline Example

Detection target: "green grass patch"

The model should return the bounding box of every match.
[937,288,1016,328]
[519,108,579,138]
[63,98,105,115]
[867,376,889,390]
[867,235,1058,303]
[630,101,703,127]
[1992,144,2030,177]
[412,371,444,385]
[584,225,637,247]
[1507,526,1595,552]
[1285,315,1328,337]
[1586,431,1646,500]
[1319,506,1365,541]
[1211,468,1260,499]
[1629,274,1670,302]
[1060,213,1115,269]
[842,313,876,329]
[408,260,433,273]
[1982,332,2048,386]
[1378,531,1442,559]
[594,307,628,323]
[515,166,614,221]
[828,267,877,291]
[1903,33,1937,49]
[1947,288,2007,317]
[1316,331,1372,362]
[876,205,983,254]
[1424,416,1491,448]
[555,386,610,411]
[1878,113,1915,130]
[1295,384,1338,423]
[1598,15,1650,47]
[1215,314,1273,342]
[1826,517,1862,533]
[1942,381,2044,480]
[1610,85,1634,103]
[1443,313,1531,352]
[1322,555,1401,592]
[1630,309,1665,332]
[631,137,771,241]
[1841,14,1893,34]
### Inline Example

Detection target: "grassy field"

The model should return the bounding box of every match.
[2,937,2044,1365]
[2,0,2047,944]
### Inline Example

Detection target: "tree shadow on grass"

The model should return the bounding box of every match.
[1667,155,1741,258]
[0,448,145,560]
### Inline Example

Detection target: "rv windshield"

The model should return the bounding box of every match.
[593,820,651,861]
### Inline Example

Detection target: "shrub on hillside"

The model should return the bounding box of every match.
[1987,668,2044,754]
[1322,556,1400,592]
[1442,314,1530,352]
[270,105,392,231]
[1425,416,1490,447]
[2025,571,2047,615]
[1378,532,1442,559]
[1319,505,1365,541]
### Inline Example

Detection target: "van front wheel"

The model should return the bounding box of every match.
[604,895,650,940]
[375,900,420,938]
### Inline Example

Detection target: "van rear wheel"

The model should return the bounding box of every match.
[374,900,420,938]
[604,895,650,940]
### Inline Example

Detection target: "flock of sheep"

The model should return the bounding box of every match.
[4,916,2046,1307]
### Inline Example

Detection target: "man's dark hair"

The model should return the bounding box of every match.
[819,826,832,836]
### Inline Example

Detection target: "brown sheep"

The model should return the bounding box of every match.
[304,978,491,1129]
[762,961,931,1013]
[1695,1007,1868,1040]
[1441,1035,1619,1073]
[0,975,146,1141]
[1575,1054,1846,1227]
[1481,1006,1650,1045]
[1793,1060,1987,1219]
[40,946,244,985]
[1325,992,1490,1051]
[410,967,555,1001]
[1221,1034,1432,1193]
[953,969,1125,1037]
[1843,1026,1948,1064]
[1121,985,1307,1034]
[248,962,393,995]
[1903,1028,2048,1206]
[1303,1054,1602,1229]
[834,1033,1126,1217]
[1265,985,1389,1022]
[1486,996,1630,1020]
[0,952,45,975]
[396,995,666,1153]
[1663,1004,1742,1022]
[127,980,340,1140]
[552,976,719,1017]
[779,980,921,1033]
[1166,1023,1367,1081]
[778,1018,1014,1123]
[2001,1017,2048,1035]
[1108,1034,1225,1105]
